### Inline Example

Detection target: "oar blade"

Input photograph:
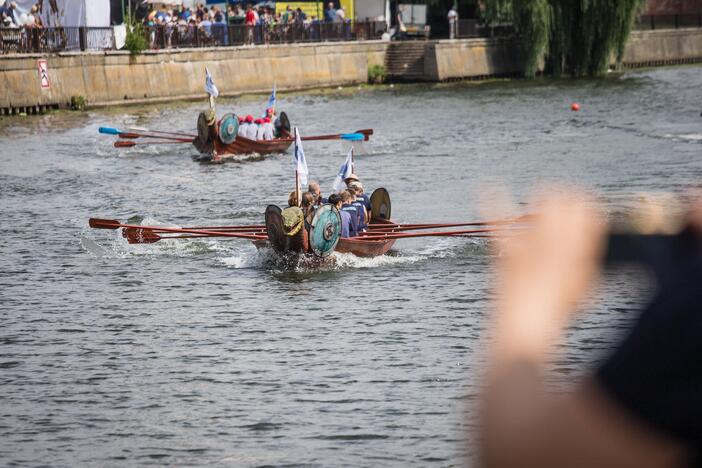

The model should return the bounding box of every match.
[117,132,141,139]
[123,227,161,244]
[340,133,364,141]
[89,218,122,229]
[354,129,374,141]
[98,127,122,135]
[114,141,137,148]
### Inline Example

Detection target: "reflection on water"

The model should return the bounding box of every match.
[1,66,701,466]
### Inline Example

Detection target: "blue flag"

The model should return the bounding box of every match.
[263,83,276,117]
[332,147,353,193]
[293,128,308,187]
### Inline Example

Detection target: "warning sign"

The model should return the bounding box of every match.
[37,59,50,89]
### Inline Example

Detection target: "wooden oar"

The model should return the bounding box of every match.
[367,215,534,231]
[282,129,373,142]
[352,227,509,241]
[114,140,193,148]
[127,127,198,138]
[99,127,194,142]
[89,218,267,241]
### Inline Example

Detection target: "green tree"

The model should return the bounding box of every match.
[483,0,645,77]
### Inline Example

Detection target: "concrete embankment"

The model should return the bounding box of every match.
[0,41,387,113]
[1,28,701,114]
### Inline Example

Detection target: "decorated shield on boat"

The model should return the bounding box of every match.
[197,109,216,146]
[370,188,391,221]
[265,205,286,252]
[308,205,341,257]
[218,113,239,145]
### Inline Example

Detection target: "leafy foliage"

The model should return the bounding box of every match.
[483,0,645,77]
[124,15,148,55]
[368,64,386,84]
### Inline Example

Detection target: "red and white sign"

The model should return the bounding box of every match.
[37,59,50,89]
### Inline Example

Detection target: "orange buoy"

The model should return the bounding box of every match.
[571,103,580,112]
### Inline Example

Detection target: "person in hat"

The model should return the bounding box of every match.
[262,117,275,140]
[255,118,265,140]
[237,115,250,137]
[345,174,371,220]
[244,114,258,140]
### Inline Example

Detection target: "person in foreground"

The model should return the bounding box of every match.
[479,190,701,468]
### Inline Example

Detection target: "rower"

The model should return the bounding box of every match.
[262,117,275,140]
[308,181,326,205]
[348,186,368,231]
[244,115,258,140]
[328,193,350,238]
[300,191,316,231]
[288,190,299,208]
[346,174,371,219]
[340,190,359,237]
[237,116,249,137]
[255,118,265,140]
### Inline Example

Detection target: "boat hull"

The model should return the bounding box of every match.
[335,237,396,257]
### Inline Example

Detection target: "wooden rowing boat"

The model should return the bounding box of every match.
[192,133,294,163]
[335,235,397,257]
[192,110,294,162]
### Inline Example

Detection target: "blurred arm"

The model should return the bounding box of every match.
[478,191,689,468]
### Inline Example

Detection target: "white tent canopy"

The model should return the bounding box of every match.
[12,0,111,27]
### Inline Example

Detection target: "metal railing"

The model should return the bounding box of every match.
[634,14,702,30]
[0,27,113,53]
[143,21,386,49]
[0,21,386,54]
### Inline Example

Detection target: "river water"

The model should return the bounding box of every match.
[1,66,701,467]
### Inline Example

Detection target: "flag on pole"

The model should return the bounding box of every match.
[293,127,308,187]
[205,67,219,98]
[332,147,354,193]
[264,82,276,115]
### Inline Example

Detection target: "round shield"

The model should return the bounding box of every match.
[265,205,286,252]
[197,110,215,145]
[218,113,239,145]
[370,188,391,221]
[278,111,291,134]
[308,205,341,257]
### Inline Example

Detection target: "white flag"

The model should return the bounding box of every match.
[204,67,219,98]
[332,147,354,193]
[293,128,308,187]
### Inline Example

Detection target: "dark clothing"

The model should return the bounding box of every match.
[324,7,335,22]
[339,209,351,238]
[341,204,359,237]
[357,193,371,213]
[351,200,366,230]
[596,248,702,465]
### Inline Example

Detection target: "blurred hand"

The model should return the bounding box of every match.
[492,190,607,364]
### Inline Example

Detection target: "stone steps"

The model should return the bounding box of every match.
[385,42,429,81]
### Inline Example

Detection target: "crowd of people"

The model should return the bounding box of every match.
[140,2,353,48]
[236,109,276,141]
[293,174,371,239]
[0,1,43,29]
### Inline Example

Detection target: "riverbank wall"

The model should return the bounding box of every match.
[1,28,701,114]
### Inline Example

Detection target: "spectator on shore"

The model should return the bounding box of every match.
[447,6,457,39]
[324,2,336,22]
[334,6,345,22]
